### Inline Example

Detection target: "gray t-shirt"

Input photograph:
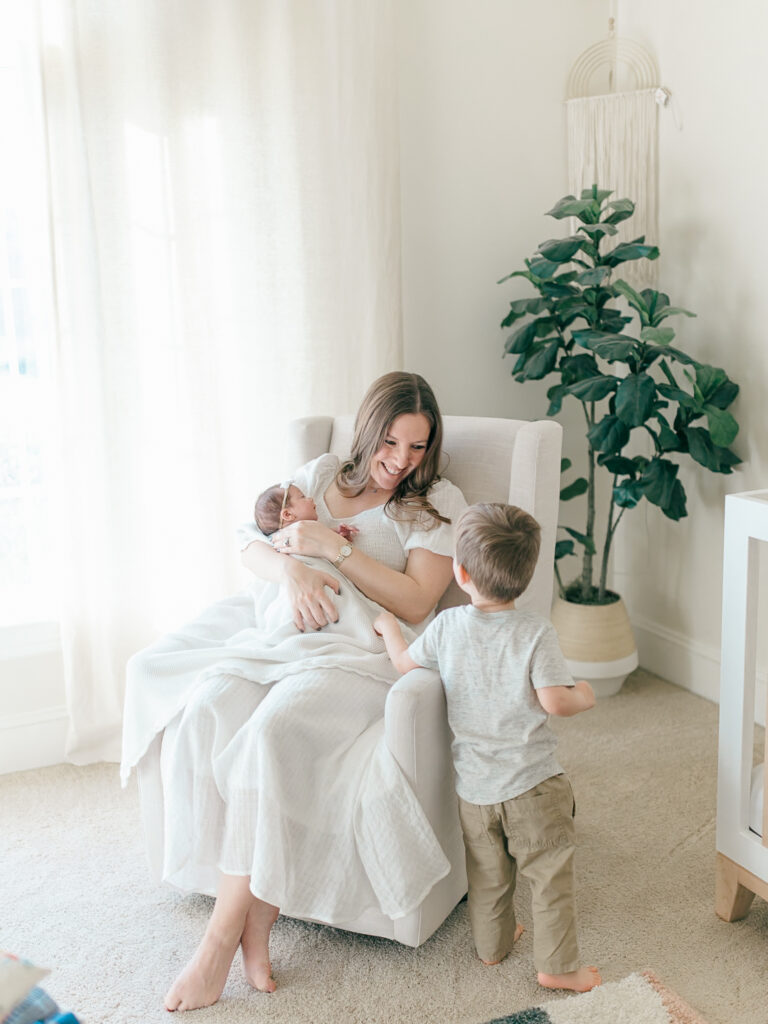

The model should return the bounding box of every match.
[407,605,573,804]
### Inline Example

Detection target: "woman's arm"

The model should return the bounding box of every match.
[271,520,454,624]
[241,540,341,632]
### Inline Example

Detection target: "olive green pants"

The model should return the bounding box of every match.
[457,773,579,974]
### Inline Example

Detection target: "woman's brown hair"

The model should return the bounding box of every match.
[336,371,449,525]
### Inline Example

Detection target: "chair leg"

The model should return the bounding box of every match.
[715,853,756,921]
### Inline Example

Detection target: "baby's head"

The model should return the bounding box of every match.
[254,483,318,536]
[454,503,541,602]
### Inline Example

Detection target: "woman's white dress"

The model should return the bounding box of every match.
[121,455,467,925]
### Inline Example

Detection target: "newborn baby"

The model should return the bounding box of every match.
[254,482,357,541]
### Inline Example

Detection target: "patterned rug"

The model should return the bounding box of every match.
[481,972,709,1024]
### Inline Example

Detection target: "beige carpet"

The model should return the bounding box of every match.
[2,670,766,1024]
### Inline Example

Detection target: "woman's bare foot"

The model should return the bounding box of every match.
[240,898,280,992]
[164,926,241,1012]
[537,965,602,992]
[481,923,525,965]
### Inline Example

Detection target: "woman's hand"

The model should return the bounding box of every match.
[282,557,340,632]
[271,520,343,561]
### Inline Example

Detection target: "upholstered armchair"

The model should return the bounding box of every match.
[284,413,563,946]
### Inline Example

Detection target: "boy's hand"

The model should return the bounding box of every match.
[574,680,596,710]
[373,610,396,636]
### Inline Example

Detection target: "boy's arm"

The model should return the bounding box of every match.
[373,610,422,676]
[536,680,595,717]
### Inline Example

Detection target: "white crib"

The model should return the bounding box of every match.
[715,490,768,920]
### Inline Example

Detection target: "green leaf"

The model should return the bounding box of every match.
[561,457,572,472]
[504,320,537,354]
[600,308,632,332]
[563,526,596,555]
[588,339,639,363]
[640,326,675,345]
[546,383,568,416]
[664,479,687,520]
[527,257,561,280]
[554,539,576,559]
[538,237,585,263]
[560,353,600,384]
[602,241,660,267]
[613,479,645,508]
[695,365,729,402]
[566,375,620,402]
[574,267,612,286]
[651,304,696,326]
[546,196,596,220]
[520,340,559,380]
[560,477,589,501]
[577,223,618,240]
[499,297,547,327]
[657,382,699,410]
[704,405,739,447]
[654,414,682,452]
[612,278,650,322]
[587,414,631,453]
[663,346,699,366]
[641,458,687,519]
[615,373,657,427]
[598,454,637,476]
[707,378,739,410]
[603,198,635,224]
[683,426,740,473]
[539,280,580,299]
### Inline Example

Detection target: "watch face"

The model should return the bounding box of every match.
[341,544,352,557]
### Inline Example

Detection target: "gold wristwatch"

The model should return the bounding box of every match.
[333,542,353,567]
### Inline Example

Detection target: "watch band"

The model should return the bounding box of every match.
[333,543,352,567]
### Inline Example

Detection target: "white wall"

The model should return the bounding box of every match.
[397,0,768,717]
[396,0,606,427]
[613,1,768,718]
[395,0,609,565]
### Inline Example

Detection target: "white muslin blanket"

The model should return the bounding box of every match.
[121,558,450,923]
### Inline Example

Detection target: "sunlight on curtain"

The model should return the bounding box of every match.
[38,0,402,762]
[0,4,58,630]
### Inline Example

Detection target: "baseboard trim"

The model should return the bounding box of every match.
[633,616,766,728]
[0,705,69,775]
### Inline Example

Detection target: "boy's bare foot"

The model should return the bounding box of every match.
[537,965,602,992]
[164,928,240,1011]
[240,899,280,992]
[481,923,525,965]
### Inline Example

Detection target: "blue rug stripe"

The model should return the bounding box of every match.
[485,1008,550,1024]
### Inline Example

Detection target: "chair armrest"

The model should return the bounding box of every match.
[384,668,455,825]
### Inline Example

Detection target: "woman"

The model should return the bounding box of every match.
[121,372,467,1011]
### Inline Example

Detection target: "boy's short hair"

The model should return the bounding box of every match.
[254,484,287,536]
[455,503,541,601]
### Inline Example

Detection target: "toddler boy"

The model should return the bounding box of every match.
[374,502,600,993]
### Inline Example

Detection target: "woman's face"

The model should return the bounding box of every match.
[369,413,431,493]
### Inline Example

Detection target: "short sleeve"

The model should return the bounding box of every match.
[530,622,575,690]
[238,519,270,552]
[407,618,441,671]
[401,478,468,557]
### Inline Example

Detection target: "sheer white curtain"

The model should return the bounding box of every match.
[38,0,402,763]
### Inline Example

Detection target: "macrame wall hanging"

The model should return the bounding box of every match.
[565,18,669,288]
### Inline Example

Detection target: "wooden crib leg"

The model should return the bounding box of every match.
[715,853,756,921]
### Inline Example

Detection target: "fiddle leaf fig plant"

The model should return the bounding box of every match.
[499,186,741,605]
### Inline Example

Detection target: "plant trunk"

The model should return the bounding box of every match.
[599,496,625,602]
[579,429,596,601]
[578,400,596,601]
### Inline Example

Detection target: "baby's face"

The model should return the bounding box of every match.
[287,485,318,522]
